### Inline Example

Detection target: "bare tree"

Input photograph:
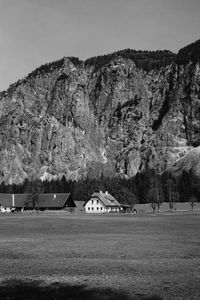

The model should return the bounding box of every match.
[189,195,196,211]
[166,176,179,212]
[25,179,43,210]
[148,174,164,213]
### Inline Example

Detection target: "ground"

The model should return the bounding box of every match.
[0,212,200,300]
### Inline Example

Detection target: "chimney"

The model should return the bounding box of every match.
[12,194,15,207]
[54,194,56,199]
[100,190,102,194]
[105,191,108,194]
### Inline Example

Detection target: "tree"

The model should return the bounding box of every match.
[178,170,192,202]
[165,174,179,211]
[148,188,157,213]
[135,170,152,203]
[169,191,179,211]
[189,195,197,211]
[147,173,164,213]
[0,181,7,193]
[61,175,67,193]
[178,169,200,205]
[6,184,13,194]
[25,179,44,209]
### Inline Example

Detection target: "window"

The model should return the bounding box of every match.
[97,207,99,210]
[91,200,94,204]
[92,207,94,210]
[100,207,103,210]
[96,200,99,204]
[88,207,90,210]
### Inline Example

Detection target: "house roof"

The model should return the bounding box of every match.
[87,192,121,207]
[0,194,12,207]
[0,193,71,208]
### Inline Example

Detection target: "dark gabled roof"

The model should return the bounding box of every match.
[0,194,12,207]
[17,193,71,208]
[86,192,121,207]
[0,193,71,208]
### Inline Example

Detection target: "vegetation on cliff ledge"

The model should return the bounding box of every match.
[85,49,175,72]
[176,39,200,65]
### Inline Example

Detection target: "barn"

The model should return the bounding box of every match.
[0,194,13,212]
[0,193,74,211]
[84,191,122,213]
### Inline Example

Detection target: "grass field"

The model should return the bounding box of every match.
[0,212,200,300]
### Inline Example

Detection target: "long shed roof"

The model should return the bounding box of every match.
[0,193,71,208]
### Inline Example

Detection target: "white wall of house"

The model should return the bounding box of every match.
[85,198,106,213]
[107,207,120,213]
[85,199,121,213]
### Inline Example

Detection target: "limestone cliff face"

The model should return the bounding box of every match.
[0,45,200,184]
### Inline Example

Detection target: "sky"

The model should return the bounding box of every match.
[0,0,200,91]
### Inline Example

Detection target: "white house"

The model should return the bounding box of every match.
[0,205,12,213]
[84,191,122,213]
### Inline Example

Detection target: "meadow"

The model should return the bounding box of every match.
[0,212,199,299]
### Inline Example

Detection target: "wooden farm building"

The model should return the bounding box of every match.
[120,203,132,213]
[0,193,75,211]
[84,191,122,213]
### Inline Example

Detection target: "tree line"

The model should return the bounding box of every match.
[85,49,175,72]
[0,169,199,208]
[176,39,200,65]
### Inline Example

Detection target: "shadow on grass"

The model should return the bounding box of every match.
[0,279,163,300]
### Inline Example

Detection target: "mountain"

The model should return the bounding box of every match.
[0,40,200,184]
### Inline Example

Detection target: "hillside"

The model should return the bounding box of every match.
[0,40,200,184]
[171,146,200,176]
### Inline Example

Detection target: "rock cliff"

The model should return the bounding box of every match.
[0,41,200,184]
